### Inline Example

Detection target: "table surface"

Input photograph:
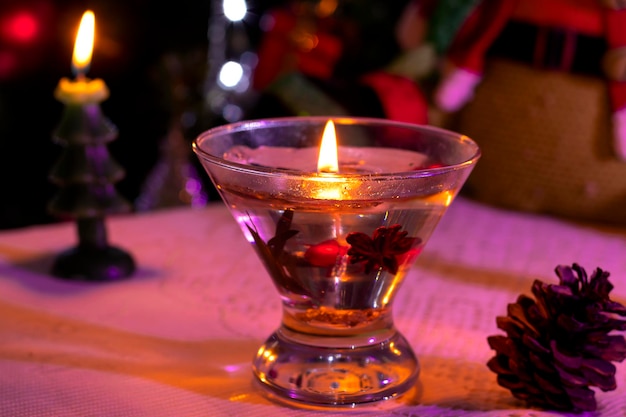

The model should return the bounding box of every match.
[1,197,625,417]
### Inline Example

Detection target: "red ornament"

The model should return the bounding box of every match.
[0,1,56,81]
[253,7,343,90]
[360,71,428,125]
[304,239,347,267]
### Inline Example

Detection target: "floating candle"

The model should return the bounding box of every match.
[224,119,430,201]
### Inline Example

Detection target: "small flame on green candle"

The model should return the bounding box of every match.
[71,10,95,79]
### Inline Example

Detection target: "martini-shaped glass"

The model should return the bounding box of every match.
[193,116,480,408]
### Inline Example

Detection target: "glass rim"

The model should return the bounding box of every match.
[192,116,481,179]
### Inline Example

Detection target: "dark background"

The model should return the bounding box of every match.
[0,0,409,230]
[0,0,275,230]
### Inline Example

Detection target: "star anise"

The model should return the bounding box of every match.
[345,224,419,274]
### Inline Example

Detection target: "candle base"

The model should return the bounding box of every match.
[51,244,135,281]
[252,326,420,408]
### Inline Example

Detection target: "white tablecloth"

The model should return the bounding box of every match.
[1,197,625,416]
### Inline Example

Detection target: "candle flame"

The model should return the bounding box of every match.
[72,10,95,76]
[317,120,339,173]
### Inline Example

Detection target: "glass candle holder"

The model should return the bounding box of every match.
[193,116,480,408]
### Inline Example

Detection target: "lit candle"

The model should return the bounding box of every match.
[224,124,429,176]
[48,10,134,281]
[55,10,109,104]
[315,121,343,200]
[317,120,339,173]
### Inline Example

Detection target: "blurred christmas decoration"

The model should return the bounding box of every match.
[434,0,626,226]
[136,0,482,212]
[423,0,479,55]
[203,0,259,125]
[135,0,261,210]
[135,52,209,211]
[487,264,626,412]
[0,0,56,81]
[245,0,478,125]
[251,0,343,91]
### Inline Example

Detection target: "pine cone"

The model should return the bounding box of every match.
[487,263,626,411]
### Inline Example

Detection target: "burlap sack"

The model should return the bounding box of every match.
[451,59,626,226]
